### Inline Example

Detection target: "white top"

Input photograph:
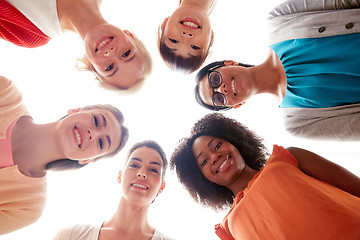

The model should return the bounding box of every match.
[53,222,175,240]
[6,0,62,37]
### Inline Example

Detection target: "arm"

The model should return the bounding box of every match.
[281,105,360,141]
[286,147,360,198]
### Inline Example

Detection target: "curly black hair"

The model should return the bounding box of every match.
[170,113,268,211]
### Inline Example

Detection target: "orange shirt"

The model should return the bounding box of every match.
[0,77,46,235]
[215,145,360,240]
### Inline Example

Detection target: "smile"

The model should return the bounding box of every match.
[73,126,82,148]
[180,18,201,29]
[215,155,231,174]
[231,78,237,96]
[131,183,149,190]
[95,36,114,53]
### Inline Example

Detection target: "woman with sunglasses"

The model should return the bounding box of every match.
[0,76,129,235]
[171,113,360,240]
[194,0,360,140]
[0,0,151,91]
[54,140,173,240]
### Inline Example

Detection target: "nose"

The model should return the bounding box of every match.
[137,171,147,179]
[87,128,98,141]
[211,154,222,165]
[218,83,228,95]
[182,32,193,37]
[103,46,115,57]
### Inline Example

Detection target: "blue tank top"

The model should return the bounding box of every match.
[270,33,360,108]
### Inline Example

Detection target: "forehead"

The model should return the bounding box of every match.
[192,136,215,152]
[128,147,163,167]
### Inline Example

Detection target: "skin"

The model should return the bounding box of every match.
[98,147,165,240]
[56,0,145,89]
[11,108,122,178]
[193,136,360,197]
[198,49,287,108]
[192,136,258,195]
[161,0,215,58]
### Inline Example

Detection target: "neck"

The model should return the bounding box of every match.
[57,0,107,39]
[228,165,259,196]
[11,117,64,177]
[251,48,287,102]
[180,0,216,15]
[101,197,153,238]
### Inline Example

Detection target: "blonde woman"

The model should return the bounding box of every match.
[0,0,152,91]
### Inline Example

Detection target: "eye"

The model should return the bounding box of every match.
[93,116,99,127]
[169,38,179,43]
[105,63,114,72]
[98,138,103,149]
[201,159,208,167]
[121,50,130,58]
[213,92,226,107]
[150,168,159,174]
[215,142,221,150]
[191,45,200,50]
[129,163,139,168]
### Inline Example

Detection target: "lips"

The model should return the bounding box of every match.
[131,182,149,190]
[95,36,114,53]
[73,126,83,148]
[231,78,238,96]
[180,18,201,29]
[215,154,231,174]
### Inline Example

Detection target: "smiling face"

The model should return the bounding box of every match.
[55,108,122,162]
[198,61,254,108]
[120,146,165,205]
[84,24,145,89]
[162,6,213,59]
[192,136,246,188]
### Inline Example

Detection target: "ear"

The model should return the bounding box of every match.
[117,170,122,184]
[224,60,239,66]
[78,159,93,165]
[160,17,170,32]
[124,30,135,40]
[67,108,81,115]
[209,30,214,47]
[158,181,166,194]
[233,101,246,109]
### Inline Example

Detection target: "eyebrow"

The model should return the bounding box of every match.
[130,158,161,166]
[195,137,216,161]
[107,67,118,78]
[101,114,107,127]
[106,135,111,150]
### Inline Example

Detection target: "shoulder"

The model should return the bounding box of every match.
[152,229,176,240]
[53,223,101,240]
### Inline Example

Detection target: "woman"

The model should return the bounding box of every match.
[170,113,360,240]
[157,0,216,74]
[194,0,360,140]
[54,140,174,240]
[0,0,152,91]
[0,76,129,235]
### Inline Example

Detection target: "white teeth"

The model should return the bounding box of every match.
[132,183,148,190]
[97,38,111,51]
[74,128,81,146]
[231,80,236,94]
[182,21,199,28]
[218,156,230,173]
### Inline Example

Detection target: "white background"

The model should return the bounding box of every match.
[1,0,359,239]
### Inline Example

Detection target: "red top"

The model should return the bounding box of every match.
[215,145,360,240]
[0,0,50,48]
